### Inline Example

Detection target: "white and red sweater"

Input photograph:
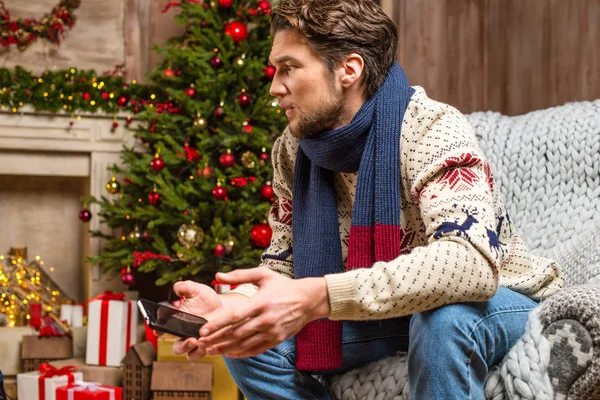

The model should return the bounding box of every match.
[233,87,563,321]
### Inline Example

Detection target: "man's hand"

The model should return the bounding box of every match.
[156,281,246,362]
[197,267,330,359]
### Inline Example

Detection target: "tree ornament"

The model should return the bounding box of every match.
[148,191,161,205]
[213,106,225,118]
[102,92,109,100]
[121,267,135,287]
[244,124,253,133]
[112,121,119,129]
[185,87,196,97]
[219,151,235,168]
[241,151,256,169]
[224,239,235,253]
[83,92,91,101]
[265,65,276,80]
[178,221,205,248]
[126,115,133,125]
[142,231,153,243]
[150,153,165,172]
[194,116,207,130]
[212,185,227,200]
[78,209,92,222]
[224,21,248,43]
[250,223,272,247]
[238,93,251,107]
[260,149,270,161]
[105,176,121,194]
[219,0,233,7]
[233,57,245,69]
[261,183,274,200]
[164,68,175,77]
[210,56,223,69]
[198,165,213,178]
[258,1,271,12]
[214,244,226,257]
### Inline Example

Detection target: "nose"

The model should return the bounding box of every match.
[269,72,286,98]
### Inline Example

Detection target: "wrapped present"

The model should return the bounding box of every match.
[17,363,83,400]
[60,304,85,328]
[22,333,73,372]
[56,382,122,400]
[157,336,239,400]
[211,279,238,294]
[30,303,43,330]
[86,291,138,367]
[51,359,123,387]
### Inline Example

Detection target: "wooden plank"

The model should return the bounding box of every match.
[487,0,600,115]
[397,0,486,113]
[124,0,151,83]
[147,0,186,73]
[1,0,125,75]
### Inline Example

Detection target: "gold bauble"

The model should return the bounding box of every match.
[233,57,245,68]
[178,222,205,248]
[241,151,256,169]
[105,176,121,194]
[194,117,207,130]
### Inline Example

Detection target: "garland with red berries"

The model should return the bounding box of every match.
[0,0,81,50]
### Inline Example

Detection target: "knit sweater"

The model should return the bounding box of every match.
[232,86,564,321]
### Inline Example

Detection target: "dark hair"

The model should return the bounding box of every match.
[270,0,398,97]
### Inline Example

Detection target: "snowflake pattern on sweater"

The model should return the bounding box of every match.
[233,87,563,320]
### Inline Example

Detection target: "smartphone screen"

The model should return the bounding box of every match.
[138,298,207,339]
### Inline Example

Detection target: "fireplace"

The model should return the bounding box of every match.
[0,107,135,300]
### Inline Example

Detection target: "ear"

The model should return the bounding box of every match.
[338,53,365,89]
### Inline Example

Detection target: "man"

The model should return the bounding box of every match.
[167,0,562,398]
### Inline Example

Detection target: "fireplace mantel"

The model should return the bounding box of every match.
[0,108,138,298]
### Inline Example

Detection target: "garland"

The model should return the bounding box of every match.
[0,0,81,50]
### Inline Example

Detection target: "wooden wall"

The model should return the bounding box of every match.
[393,0,600,115]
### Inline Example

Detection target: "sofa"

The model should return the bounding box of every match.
[323,98,600,399]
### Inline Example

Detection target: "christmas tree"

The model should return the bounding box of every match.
[89,0,286,287]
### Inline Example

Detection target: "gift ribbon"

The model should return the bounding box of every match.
[37,364,76,400]
[211,279,238,291]
[66,382,116,400]
[90,291,126,302]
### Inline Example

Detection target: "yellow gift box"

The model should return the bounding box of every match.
[157,335,242,400]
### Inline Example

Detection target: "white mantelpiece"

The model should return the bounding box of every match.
[0,108,137,299]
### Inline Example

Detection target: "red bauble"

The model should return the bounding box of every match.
[238,93,251,107]
[185,87,196,97]
[117,96,129,107]
[264,65,276,80]
[224,21,248,43]
[101,92,109,100]
[112,121,119,129]
[213,106,225,118]
[148,192,161,205]
[250,223,272,248]
[198,166,213,178]
[258,1,271,11]
[126,116,133,125]
[214,244,226,257]
[219,0,233,7]
[164,68,175,77]
[261,184,274,200]
[83,92,91,101]
[219,153,236,168]
[150,157,165,172]
[212,186,227,200]
[142,231,153,243]
[260,152,270,161]
[121,271,136,286]
[210,56,223,69]
[78,209,92,222]
[244,124,253,133]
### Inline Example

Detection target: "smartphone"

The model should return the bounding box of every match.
[137,298,207,339]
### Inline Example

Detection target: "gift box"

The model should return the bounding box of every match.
[17,364,83,400]
[56,382,122,400]
[22,334,73,372]
[151,361,212,400]
[60,304,85,328]
[211,280,238,294]
[51,359,123,387]
[157,336,239,400]
[86,291,138,367]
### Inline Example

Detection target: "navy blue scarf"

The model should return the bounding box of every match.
[292,62,414,371]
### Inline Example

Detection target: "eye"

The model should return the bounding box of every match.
[283,65,294,74]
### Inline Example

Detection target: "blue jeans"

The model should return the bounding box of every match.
[224,286,536,399]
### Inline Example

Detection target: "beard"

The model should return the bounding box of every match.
[288,88,346,140]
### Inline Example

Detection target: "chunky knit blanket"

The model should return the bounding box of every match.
[323,98,600,399]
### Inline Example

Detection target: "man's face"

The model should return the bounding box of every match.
[269,30,345,139]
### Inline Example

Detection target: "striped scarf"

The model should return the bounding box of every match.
[292,62,414,371]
